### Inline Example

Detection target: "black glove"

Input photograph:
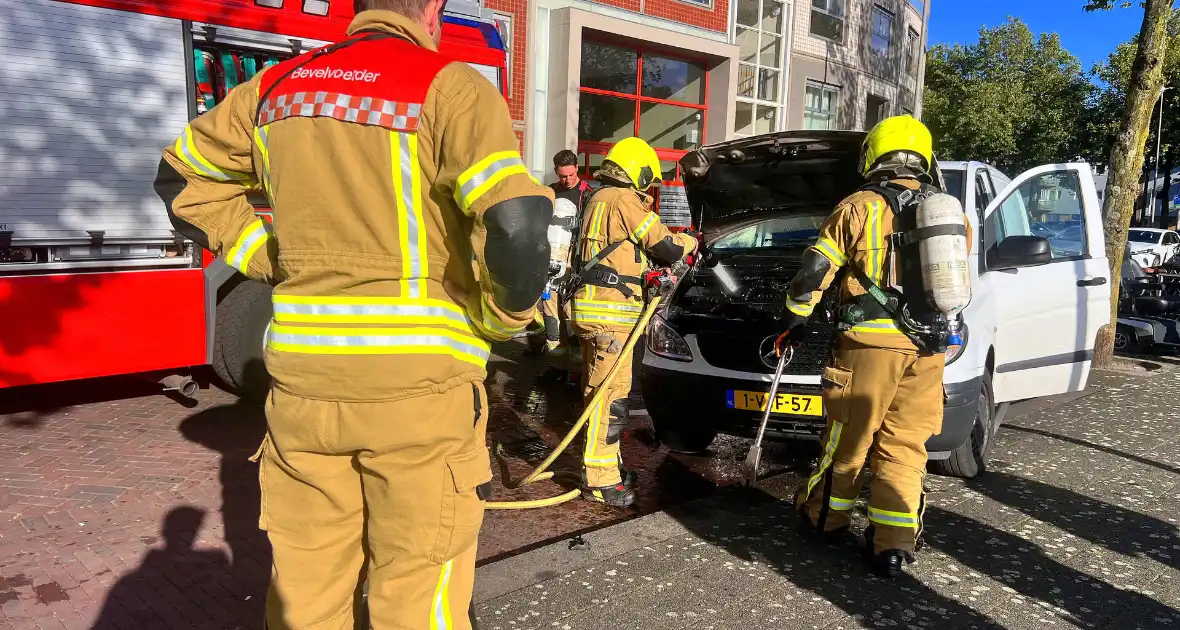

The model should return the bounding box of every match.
[779,307,808,336]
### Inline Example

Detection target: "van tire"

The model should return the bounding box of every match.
[929,371,994,479]
[651,410,718,454]
[212,280,273,403]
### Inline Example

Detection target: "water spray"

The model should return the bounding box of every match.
[701,245,742,296]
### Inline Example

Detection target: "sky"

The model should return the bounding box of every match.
[927,0,1148,72]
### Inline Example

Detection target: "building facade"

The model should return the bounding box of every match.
[488,0,931,183]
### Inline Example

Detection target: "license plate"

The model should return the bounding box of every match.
[726,390,823,417]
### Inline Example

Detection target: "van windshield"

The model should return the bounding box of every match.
[711,214,828,250]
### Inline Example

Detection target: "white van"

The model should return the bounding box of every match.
[639,133,1111,478]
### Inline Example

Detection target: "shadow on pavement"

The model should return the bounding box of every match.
[91,507,232,629]
[669,485,1006,628]
[926,502,1180,626]
[178,399,271,627]
[968,467,1180,574]
[0,374,197,429]
[1006,423,1180,476]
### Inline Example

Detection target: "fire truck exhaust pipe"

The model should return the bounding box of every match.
[157,374,199,399]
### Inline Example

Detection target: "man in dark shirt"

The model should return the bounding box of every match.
[551,149,598,214]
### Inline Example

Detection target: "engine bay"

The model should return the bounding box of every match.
[662,233,839,377]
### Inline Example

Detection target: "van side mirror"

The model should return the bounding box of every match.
[988,235,1052,270]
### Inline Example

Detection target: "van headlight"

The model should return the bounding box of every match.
[647,314,693,362]
[945,322,969,366]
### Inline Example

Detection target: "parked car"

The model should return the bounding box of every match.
[640,136,1110,479]
[1116,248,1180,353]
[1127,227,1180,268]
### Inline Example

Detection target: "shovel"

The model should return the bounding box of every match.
[743,336,794,488]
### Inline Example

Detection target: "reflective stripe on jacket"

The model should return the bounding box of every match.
[571,186,695,335]
[159,11,552,400]
[784,178,971,352]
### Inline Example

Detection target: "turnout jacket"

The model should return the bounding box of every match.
[156,11,553,401]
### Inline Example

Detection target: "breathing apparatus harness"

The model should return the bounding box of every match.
[835,181,966,353]
[563,188,648,301]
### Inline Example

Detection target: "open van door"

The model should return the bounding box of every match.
[982,163,1110,403]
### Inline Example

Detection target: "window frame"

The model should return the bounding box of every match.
[809,0,846,44]
[870,4,894,58]
[905,28,921,76]
[803,80,840,131]
[990,169,1090,264]
[492,12,513,91]
[577,39,711,185]
[733,0,789,137]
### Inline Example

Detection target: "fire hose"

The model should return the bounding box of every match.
[484,295,663,510]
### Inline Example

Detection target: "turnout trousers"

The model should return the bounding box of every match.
[579,330,632,488]
[797,337,945,554]
[255,383,491,630]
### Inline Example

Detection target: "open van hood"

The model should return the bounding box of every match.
[678,131,869,238]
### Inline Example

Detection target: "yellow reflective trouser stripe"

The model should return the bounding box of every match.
[584,399,615,465]
[266,325,491,365]
[850,318,905,334]
[631,212,659,241]
[430,559,453,629]
[806,422,843,496]
[392,131,428,298]
[175,125,255,183]
[784,295,815,317]
[253,126,273,203]
[829,496,855,511]
[814,237,847,267]
[455,151,529,214]
[271,295,477,333]
[226,219,272,273]
[868,507,919,528]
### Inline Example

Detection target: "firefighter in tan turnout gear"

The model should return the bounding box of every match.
[570,137,698,508]
[153,0,553,626]
[780,116,972,578]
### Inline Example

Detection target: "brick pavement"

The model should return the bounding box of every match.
[0,379,270,630]
[0,341,740,629]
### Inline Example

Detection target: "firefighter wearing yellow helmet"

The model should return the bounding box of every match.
[781,115,973,577]
[569,137,698,507]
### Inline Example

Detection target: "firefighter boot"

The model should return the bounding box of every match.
[864,525,916,578]
[582,483,636,508]
[794,496,856,547]
[620,465,638,489]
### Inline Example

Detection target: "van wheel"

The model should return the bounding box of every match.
[212,280,273,403]
[650,409,717,453]
[930,372,994,479]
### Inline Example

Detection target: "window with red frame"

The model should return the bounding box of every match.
[576,40,708,185]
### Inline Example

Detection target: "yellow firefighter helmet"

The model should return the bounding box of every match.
[861,115,933,176]
[603,137,663,191]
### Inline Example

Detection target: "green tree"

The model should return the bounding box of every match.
[1087,0,1173,368]
[923,18,1095,174]
[1085,7,1180,225]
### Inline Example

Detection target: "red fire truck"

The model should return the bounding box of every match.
[0,0,509,399]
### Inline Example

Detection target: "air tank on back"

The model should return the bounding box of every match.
[915,192,972,332]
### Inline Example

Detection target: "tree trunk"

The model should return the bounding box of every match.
[1096,0,1173,369]
[1159,151,1175,229]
